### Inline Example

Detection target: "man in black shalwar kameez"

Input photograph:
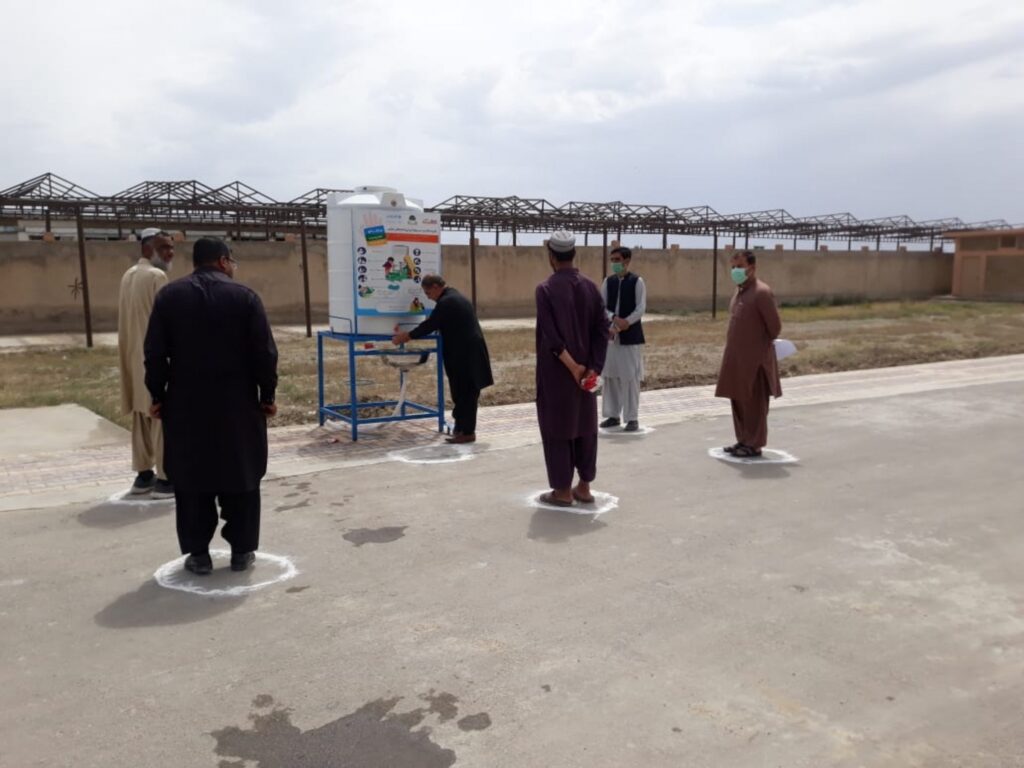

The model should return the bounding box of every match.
[392,274,493,443]
[144,238,279,576]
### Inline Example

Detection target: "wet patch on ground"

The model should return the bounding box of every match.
[342,526,408,547]
[212,693,490,767]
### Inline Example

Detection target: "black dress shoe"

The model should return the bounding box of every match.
[151,479,175,499]
[184,553,213,576]
[599,417,620,428]
[624,420,639,432]
[231,552,256,572]
[130,471,156,495]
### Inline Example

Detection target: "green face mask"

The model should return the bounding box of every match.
[611,262,625,275]
[730,267,748,285]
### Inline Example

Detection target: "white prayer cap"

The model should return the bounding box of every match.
[547,230,576,253]
[140,227,162,240]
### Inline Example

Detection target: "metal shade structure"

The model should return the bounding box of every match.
[1,172,1017,243]
[3,172,1019,348]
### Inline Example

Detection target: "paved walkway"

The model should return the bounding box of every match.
[2,354,1023,512]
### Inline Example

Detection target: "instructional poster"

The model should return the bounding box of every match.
[353,209,441,316]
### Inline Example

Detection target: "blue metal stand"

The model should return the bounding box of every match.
[317,330,445,441]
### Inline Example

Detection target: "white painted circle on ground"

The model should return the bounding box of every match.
[527,490,619,516]
[105,489,175,506]
[708,447,799,465]
[389,445,477,465]
[154,549,298,597]
[599,425,655,437]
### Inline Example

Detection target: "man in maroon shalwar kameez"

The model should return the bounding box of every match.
[534,231,610,506]
[715,250,783,458]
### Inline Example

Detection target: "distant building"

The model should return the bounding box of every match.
[944,228,1024,300]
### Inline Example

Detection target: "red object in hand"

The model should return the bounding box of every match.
[582,373,598,391]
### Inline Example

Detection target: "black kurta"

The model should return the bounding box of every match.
[144,268,278,495]
[409,287,494,392]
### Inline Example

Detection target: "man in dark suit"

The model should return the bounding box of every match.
[144,238,279,576]
[392,274,493,444]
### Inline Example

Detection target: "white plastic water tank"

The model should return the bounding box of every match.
[327,187,442,335]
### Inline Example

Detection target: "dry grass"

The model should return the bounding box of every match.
[3,300,1024,429]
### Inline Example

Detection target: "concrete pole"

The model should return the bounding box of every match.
[712,231,719,320]
[75,208,94,348]
[602,228,609,279]
[300,217,312,338]
[469,220,478,310]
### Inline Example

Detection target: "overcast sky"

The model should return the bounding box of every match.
[1,0,1021,224]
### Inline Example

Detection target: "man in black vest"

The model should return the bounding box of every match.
[599,246,647,432]
[392,274,494,444]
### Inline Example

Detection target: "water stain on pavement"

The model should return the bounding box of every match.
[212,693,490,767]
[343,526,408,547]
[457,713,492,731]
[420,690,459,722]
[275,499,311,513]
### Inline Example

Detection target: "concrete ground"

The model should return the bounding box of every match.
[0,404,129,458]
[1,360,1023,767]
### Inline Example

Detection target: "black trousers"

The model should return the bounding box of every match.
[541,433,598,490]
[175,488,261,556]
[451,379,481,435]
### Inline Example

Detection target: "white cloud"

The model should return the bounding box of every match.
[0,0,1021,221]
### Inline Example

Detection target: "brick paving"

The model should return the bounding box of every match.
[2,355,1023,505]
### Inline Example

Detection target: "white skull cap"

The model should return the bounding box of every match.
[547,230,576,253]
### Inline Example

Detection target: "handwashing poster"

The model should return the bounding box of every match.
[354,209,441,315]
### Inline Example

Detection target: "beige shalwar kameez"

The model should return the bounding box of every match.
[118,258,168,478]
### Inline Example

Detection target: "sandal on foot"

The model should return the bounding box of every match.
[572,488,595,504]
[539,492,575,508]
[723,443,742,454]
[732,445,762,458]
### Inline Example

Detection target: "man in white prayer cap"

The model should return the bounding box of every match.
[533,230,609,507]
[118,228,175,496]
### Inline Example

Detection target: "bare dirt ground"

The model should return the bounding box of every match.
[3,300,1023,429]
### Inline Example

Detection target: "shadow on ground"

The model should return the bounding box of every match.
[716,462,800,480]
[94,580,245,628]
[527,509,608,543]
[77,498,174,529]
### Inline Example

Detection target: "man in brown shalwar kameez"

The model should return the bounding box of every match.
[534,230,609,506]
[715,250,782,458]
